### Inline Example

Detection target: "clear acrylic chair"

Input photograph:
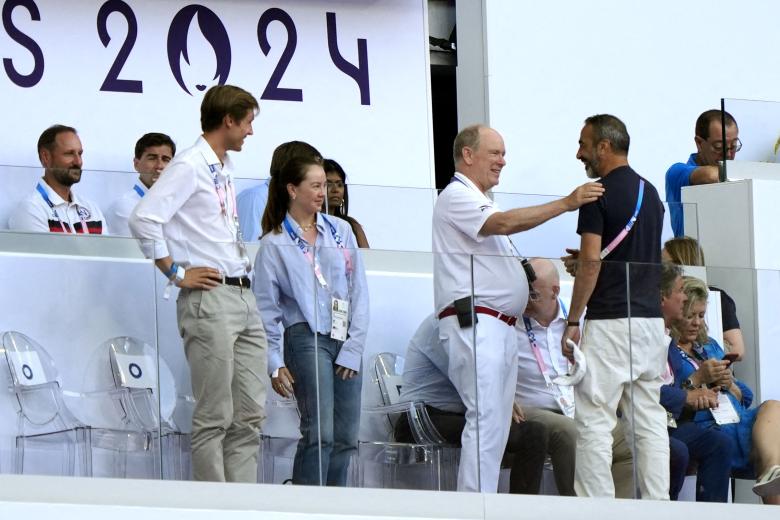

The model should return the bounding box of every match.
[258,393,301,485]
[357,352,458,490]
[105,336,191,480]
[2,331,159,478]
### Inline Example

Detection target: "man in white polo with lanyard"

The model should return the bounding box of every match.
[108,132,176,236]
[432,124,604,492]
[130,85,267,483]
[9,124,107,234]
[562,114,668,499]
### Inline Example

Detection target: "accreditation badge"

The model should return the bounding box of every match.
[330,297,349,341]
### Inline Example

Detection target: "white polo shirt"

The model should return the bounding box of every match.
[515,302,570,411]
[108,182,147,237]
[129,136,249,277]
[8,179,107,235]
[432,172,527,315]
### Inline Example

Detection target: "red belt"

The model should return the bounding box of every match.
[438,305,518,327]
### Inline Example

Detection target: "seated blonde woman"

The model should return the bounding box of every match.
[669,276,780,504]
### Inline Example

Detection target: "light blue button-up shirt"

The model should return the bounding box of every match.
[398,314,465,414]
[254,212,369,374]
[236,179,270,242]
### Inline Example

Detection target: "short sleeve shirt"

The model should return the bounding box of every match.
[432,173,527,315]
[577,166,664,319]
[665,153,697,237]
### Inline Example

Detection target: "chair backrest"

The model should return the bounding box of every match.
[1,331,80,431]
[374,352,405,406]
[105,336,166,431]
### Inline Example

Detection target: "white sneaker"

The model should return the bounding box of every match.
[753,465,780,497]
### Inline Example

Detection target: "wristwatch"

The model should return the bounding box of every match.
[682,377,696,390]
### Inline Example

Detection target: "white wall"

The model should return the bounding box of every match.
[458,0,780,199]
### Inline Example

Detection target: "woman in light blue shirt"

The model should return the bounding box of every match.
[254,155,369,486]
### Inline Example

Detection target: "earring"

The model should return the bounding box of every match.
[339,200,344,214]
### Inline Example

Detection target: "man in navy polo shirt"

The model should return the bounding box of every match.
[563,114,668,499]
[665,110,740,237]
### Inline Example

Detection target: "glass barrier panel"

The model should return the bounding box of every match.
[350,247,459,491]
[0,229,163,480]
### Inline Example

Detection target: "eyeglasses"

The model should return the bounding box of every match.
[326,180,344,189]
[707,137,742,153]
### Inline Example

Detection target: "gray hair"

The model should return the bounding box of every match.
[453,124,485,166]
[584,114,630,155]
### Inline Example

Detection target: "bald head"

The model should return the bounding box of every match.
[525,258,561,324]
[530,258,559,286]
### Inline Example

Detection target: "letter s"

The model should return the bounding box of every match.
[2,0,44,88]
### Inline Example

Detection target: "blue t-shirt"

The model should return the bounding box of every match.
[665,153,697,237]
[236,178,270,242]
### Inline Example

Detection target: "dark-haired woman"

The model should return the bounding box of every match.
[253,155,369,486]
[323,159,369,248]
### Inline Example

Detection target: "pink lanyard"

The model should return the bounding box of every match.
[522,301,568,385]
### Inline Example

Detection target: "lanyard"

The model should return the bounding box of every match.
[600,179,645,259]
[450,174,522,259]
[522,299,568,385]
[677,345,704,371]
[283,215,354,289]
[36,182,90,234]
[209,163,248,264]
[133,184,145,198]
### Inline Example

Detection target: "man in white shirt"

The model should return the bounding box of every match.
[108,133,175,237]
[432,124,604,492]
[515,258,578,496]
[129,85,267,483]
[9,125,107,234]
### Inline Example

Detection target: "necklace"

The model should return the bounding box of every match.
[300,220,316,232]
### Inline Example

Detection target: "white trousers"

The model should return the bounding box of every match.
[574,317,669,500]
[439,314,518,492]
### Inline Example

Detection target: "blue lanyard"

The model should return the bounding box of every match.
[283,217,311,254]
[133,184,145,198]
[36,182,56,209]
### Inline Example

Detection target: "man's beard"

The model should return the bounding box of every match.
[49,167,82,186]
[585,165,599,179]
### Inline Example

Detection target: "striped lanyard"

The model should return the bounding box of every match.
[36,182,90,234]
[283,214,353,290]
[209,164,247,262]
[522,299,568,385]
[600,180,645,259]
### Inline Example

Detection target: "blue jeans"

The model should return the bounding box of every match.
[670,421,735,502]
[284,323,362,486]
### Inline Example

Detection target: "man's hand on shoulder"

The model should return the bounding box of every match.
[563,182,605,211]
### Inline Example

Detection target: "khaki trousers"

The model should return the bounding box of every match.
[177,284,267,482]
[521,406,578,496]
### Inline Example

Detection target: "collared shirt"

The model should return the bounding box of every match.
[236,178,270,242]
[8,178,107,234]
[432,172,527,315]
[129,136,249,276]
[253,212,369,374]
[515,302,570,411]
[664,153,697,237]
[109,182,147,237]
[398,314,465,413]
